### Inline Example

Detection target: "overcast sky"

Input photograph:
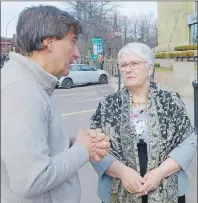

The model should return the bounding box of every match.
[1,1,157,38]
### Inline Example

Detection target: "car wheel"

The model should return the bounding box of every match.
[99,75,108,84]
[62,78,73,89]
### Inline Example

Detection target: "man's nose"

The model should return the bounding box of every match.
[74,46,80,59]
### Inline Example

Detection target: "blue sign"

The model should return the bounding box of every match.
[91,55,98,61]
[92,38,103,61]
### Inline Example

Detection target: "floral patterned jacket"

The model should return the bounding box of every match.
[91,85,195,203]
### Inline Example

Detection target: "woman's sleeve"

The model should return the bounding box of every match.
[90,101,102,129]
[168,92,197,171]
[90,99,123,162]
[168,132,197,171]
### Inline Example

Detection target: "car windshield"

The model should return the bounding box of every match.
[70,65,81,71]
[81,65,95,71]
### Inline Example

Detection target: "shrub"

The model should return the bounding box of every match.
[182,51,194,57]
[168,52,184,58]
[174,46,187,51]
[154,63,160,67]
[188,45,197,50]
[154,53,168,58]
[155,51,194,59]
[174,45,197,51]
[168,52,177,58]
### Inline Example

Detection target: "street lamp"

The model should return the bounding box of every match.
[5,18,15,54]
[192,35,198,133]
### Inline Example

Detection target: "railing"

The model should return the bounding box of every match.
[105,63,119,77]
[175,55,198,62]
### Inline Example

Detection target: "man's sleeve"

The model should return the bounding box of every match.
[1,83,89,198]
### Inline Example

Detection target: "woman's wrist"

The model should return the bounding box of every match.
[155,166,167,179]
[156,157,181,178]
[106,160,127,179]
[116,161,128,179]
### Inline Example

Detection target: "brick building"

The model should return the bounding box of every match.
[1,34,20,55]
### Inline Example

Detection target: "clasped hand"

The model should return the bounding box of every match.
[120,167,164,197]
[75,128,110,162]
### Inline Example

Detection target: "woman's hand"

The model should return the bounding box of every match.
[136,157,181,197]
[136,168,164,196]
[120,166,146,193]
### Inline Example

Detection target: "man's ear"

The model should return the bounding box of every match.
[43,38,55,52]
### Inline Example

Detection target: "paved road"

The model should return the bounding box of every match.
[53,83,197,203]
[53,84,115,203]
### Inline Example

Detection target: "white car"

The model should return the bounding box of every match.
[57,64,111,89]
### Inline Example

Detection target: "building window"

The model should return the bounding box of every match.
[190,23,198,44]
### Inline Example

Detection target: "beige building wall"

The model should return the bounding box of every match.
[157,2,194,52]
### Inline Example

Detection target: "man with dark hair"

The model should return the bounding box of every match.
[1,5,110,203]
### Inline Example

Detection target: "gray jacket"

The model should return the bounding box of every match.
[91,116,197,203]
[1,52,89,203]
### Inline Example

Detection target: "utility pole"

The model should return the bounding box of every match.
[192,6,198,133]
[5,18,15,54]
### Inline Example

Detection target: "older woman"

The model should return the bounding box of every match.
[90,42,197,203]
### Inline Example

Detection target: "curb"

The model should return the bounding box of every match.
[109,77,194,98]
[161,85,194,98]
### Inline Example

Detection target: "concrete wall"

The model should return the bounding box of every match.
[172,62,196,96]
[155,59,174,68]
[173,62,196,81]
[155,61,196,97]
[157,2,194,52]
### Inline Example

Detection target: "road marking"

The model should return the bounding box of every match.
[100,90,112,93]
[60,92,96,97]
[55,84,110,92]
[59,90,112,97]
[65,98,101,103]
[61,109,96,116]
[186,171,196,180]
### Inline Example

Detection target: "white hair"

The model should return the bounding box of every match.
[118,42,155,68]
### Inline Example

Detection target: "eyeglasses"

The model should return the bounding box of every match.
[118,61,147,72]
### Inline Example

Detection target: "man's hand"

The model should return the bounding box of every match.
[120,166,145,193]
[75,129,110,162]
[136,168,164,196]
[75,130,97,158]
[88,129,111,162]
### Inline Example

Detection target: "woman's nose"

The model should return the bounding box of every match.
[125,65,131,72]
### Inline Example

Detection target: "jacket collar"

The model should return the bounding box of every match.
[9,52,58,96]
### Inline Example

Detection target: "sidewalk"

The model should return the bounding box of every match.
[110,76,197,203]
[109,76,124,91]
[182,97,197,203]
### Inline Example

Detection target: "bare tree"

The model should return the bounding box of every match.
[105,12,158,57]
[167,4,188,51]
[117,15,131,45]
[167,10,181,52]
[120,13,158,48]
[67,1,116,61]
[65,1,158,60]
